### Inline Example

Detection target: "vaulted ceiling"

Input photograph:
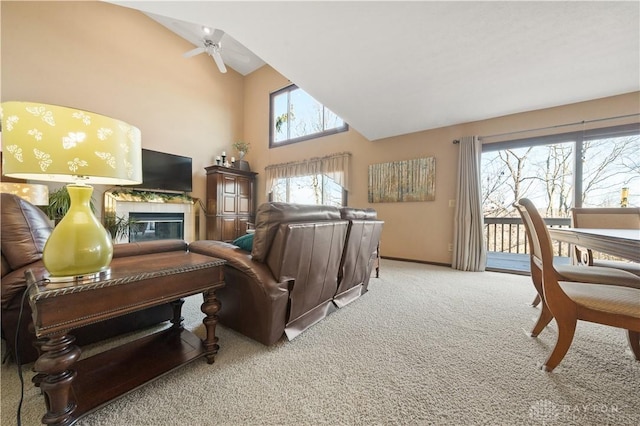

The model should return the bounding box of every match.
[112,1,640,141]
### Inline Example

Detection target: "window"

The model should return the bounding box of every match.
[270,84,348,147]
[264,152,351,207]
[270,175,346,207]
[581,135,640,207]
[481,124,639,266]
[481,123,640,218]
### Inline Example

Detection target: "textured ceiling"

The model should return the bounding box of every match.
[113,1,640,141]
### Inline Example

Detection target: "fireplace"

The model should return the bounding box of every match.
[128,212,184,243]
[103,190,196,244]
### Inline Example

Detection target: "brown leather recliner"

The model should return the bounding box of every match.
[189,202,349,345]
[335,207,384,307]
[1,193,178,364]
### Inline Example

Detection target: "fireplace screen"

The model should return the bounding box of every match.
[128,212,184,243]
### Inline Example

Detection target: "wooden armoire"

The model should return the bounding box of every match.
[205,165,257,241]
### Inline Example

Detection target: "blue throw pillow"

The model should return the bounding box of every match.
[232,233,254,252]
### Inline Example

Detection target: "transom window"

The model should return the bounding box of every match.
[270,84,348,147]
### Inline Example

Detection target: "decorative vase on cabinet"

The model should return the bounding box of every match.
[205,165,257,242]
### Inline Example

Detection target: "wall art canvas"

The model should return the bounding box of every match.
[368,157,436,203]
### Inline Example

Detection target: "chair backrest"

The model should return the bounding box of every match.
[1,193,53,308]
[515,198,569,304]
[336,207,384,304]
[1,193,52,274]
[513,200,544,298]
[514,199,557,276]
[251,202,343,262]
[571,207,640,229]
[250,202,349,335]
[570,207,640,264]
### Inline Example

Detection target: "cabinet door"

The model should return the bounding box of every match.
[206,174,221,214]
[205,166,256,241]
[237,177,252,215]
[220,217,238,241]
[222,176,237,214]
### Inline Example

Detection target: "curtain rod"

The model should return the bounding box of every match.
[452,112,639,144]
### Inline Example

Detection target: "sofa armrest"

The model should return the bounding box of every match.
[189,240,285,295]
[113,239,187,258]
[190,240,290,345]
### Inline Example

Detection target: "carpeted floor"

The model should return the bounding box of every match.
[2,260,639,425]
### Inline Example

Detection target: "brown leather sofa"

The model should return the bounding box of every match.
[335,207,384,307]
[1,193,178,364]
[189,202,383,345]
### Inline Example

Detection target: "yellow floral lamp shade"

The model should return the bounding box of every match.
[1,101,142,185]
[1,101,143,279]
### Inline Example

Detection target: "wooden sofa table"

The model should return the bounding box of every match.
[26,251,226,426]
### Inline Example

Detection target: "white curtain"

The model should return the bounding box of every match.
[452,136,486,271]
[264,152,351,196]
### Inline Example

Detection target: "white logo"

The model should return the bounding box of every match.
[529,399,560,424]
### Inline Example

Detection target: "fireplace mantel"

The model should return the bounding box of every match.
[104,189,196,244]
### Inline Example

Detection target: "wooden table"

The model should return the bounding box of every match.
[27,251,225,425]
[548,227,640,263]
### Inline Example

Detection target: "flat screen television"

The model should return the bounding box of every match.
[132,149,193,193]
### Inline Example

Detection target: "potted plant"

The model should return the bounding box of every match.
[47,186,135,241]
[46,186,96,224]
[232,141,250,160]
[103,212,139,242]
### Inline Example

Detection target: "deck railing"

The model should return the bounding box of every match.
[484,217,572,257]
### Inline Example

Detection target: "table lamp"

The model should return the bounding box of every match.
[0,182,49,205]
[1,101,142,280]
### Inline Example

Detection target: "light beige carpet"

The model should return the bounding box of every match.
[2,260,639,425]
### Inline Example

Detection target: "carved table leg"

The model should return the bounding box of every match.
[170,298,185,329]
[201,289,221,364]
[31,337,48,390]
[34,334,81,426]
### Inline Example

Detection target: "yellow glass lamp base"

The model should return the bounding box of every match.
[43,184,113,278]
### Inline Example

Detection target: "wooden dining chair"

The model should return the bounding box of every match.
[571,207,640,276]
[514,198,640,372]
[517,208,640,325]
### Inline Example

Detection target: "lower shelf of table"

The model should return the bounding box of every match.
[69,326,207,420]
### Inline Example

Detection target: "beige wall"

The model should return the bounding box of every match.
[244,66,639,264]
[1,1,244,238]
[3,2,639,263]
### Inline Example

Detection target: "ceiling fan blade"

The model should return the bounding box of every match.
[211,50,227,73]
[183,47,205,58]
[211,29,224,44]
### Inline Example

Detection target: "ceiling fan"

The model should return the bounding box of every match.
[183,29,249,74]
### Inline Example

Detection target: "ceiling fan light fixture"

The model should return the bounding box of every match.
[182,29,243,74]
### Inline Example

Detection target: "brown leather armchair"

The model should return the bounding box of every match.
[335,207,384,307]
[190,202,349,345]
[1,193,178,364]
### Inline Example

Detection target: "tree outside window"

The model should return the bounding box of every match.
[270,85,348,147]
[482,129,639,218]
[481,126,639,259]
[271,174,345,207]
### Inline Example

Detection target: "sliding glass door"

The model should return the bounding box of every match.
[481,123,639,270]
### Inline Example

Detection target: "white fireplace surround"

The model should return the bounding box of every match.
[104,190,195,244]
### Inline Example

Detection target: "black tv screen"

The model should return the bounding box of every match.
[133,149,193,192]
